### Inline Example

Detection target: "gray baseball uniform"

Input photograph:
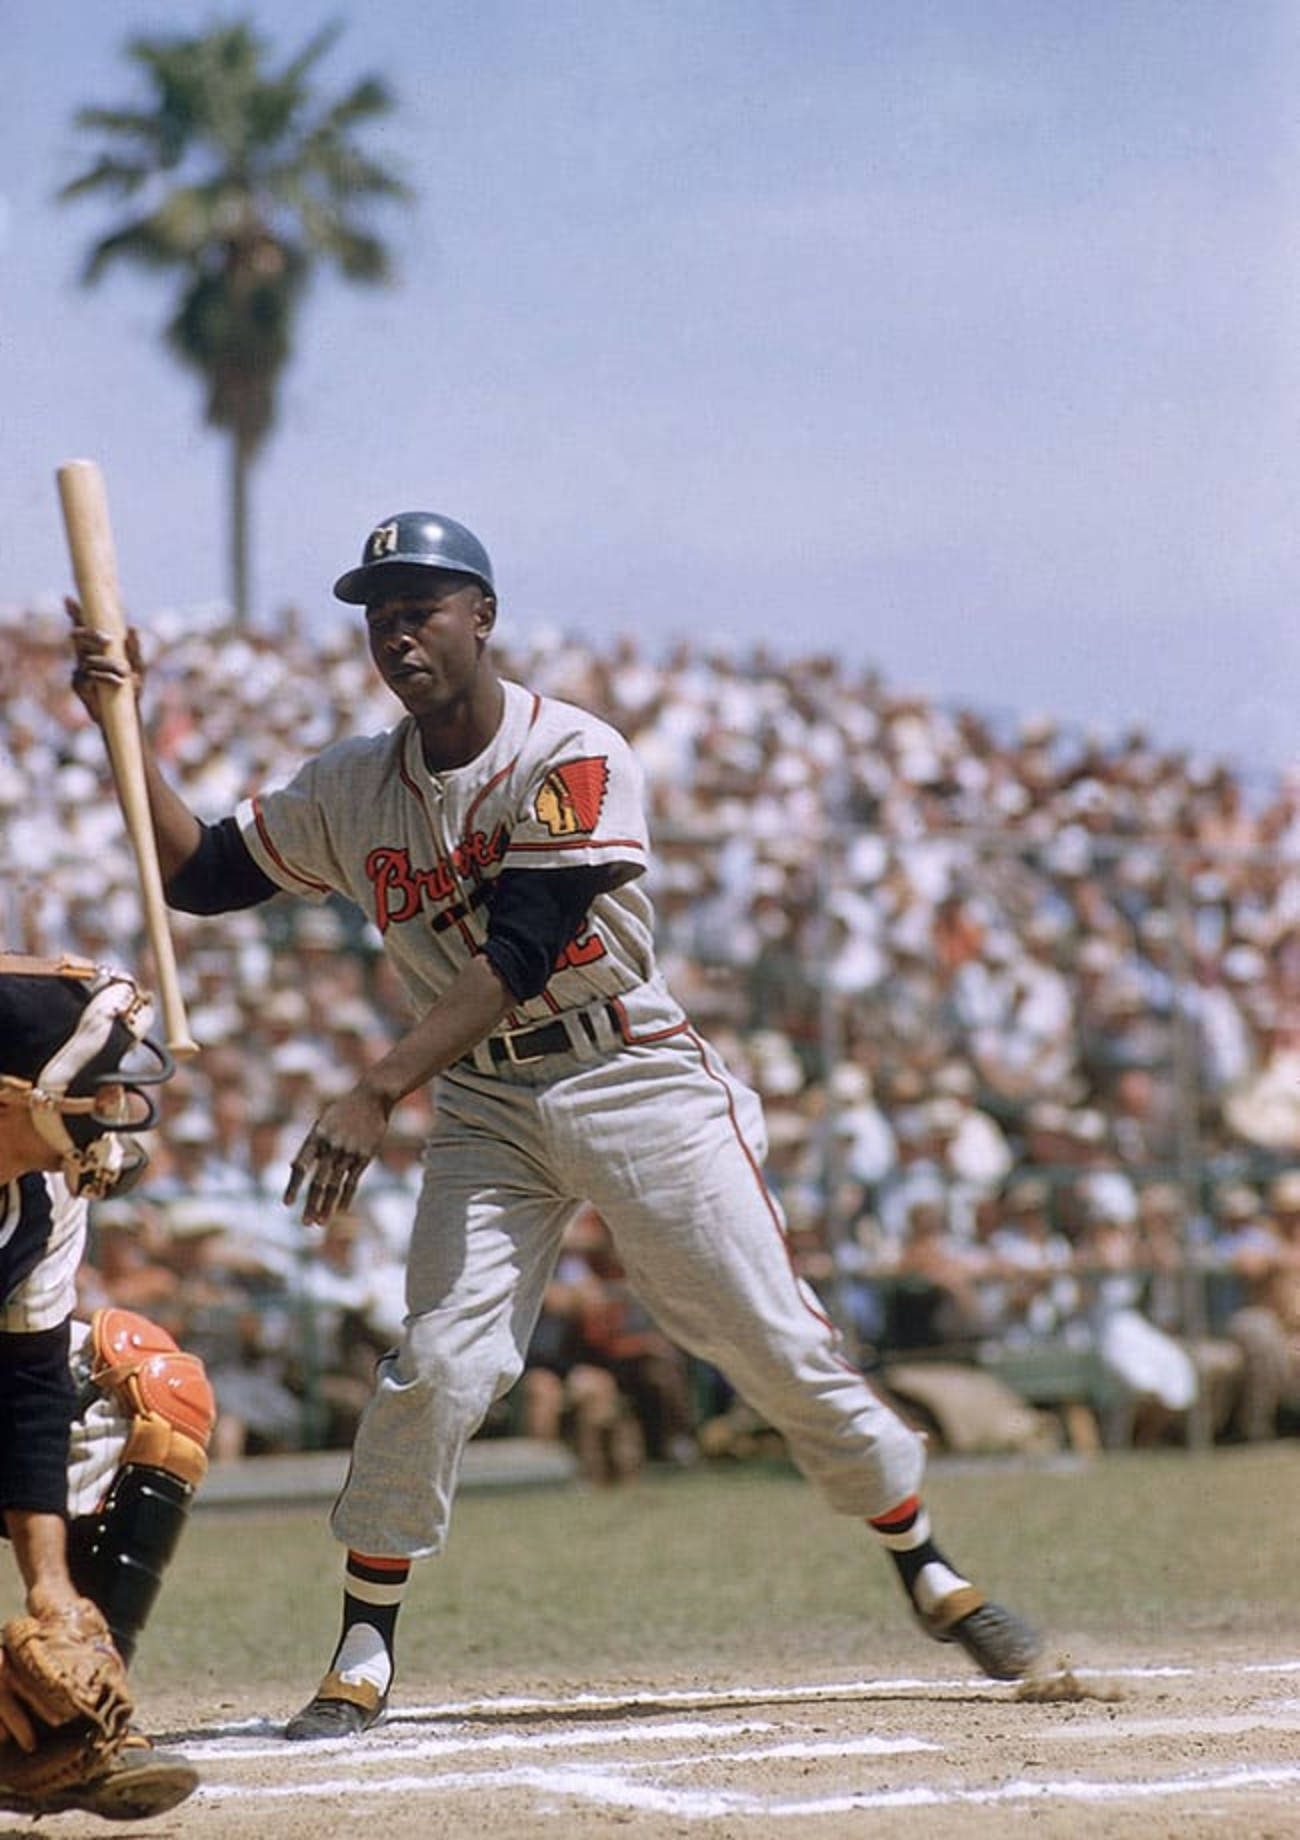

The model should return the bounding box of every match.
[238,678,925,1555]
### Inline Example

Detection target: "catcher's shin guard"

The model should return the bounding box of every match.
[67,1463,195,1667]
[65,1308,215,1665]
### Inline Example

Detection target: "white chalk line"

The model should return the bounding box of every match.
[194,1653,1300,1744]
[186,1724,936,1769]
[196,1760,1300,1819]
[400,1653,1300,1714]
[639,1734,940,1767]
[181,1655,1300,1823]
[184,1715,781,1763]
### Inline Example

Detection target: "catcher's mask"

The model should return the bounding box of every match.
[0,955,174,1198]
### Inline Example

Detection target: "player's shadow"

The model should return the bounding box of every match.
[149,1713,285,1745]
[152,1677,1026,1747]
[385,1683,1016,1730]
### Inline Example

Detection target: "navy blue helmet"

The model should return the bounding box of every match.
[333,512,494,605]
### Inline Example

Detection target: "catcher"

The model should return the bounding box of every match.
[0,953,214,1820]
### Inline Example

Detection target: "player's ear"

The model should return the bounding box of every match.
[475,591,497,639]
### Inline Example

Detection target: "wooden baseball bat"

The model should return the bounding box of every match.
[56,459,199,1059]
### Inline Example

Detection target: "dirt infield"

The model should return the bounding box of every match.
[119,1644,1300,1840]
[3,1445,1297,1836]
[13,1642,1296,1839]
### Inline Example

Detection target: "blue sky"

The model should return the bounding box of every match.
[2,2,1296,771]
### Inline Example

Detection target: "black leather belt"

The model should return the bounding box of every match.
[484,1003,620,1068]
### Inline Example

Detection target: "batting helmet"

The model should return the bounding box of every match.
[333,511,494,605]
[0,956,174,1198]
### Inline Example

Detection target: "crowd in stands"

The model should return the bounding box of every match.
[3,601,1298,1463]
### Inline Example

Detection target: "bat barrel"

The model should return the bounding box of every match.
[56,458,199,1059]
[57,460,130,658]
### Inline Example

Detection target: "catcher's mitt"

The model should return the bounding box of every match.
[0,1597,133,1799]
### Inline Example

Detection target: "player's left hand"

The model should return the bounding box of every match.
[0,1596,132,1794]
[284,1084,392,1225]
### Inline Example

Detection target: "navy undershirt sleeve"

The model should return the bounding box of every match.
[165,816,279,914]
[0,1323,74,1517]
[483,866,619,1001]
[168,828,614,998]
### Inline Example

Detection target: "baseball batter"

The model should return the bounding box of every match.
[70,510,1042,1740]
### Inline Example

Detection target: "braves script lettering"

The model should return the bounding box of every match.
[365,829,507,932]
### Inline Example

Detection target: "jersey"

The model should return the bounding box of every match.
[236,680,679,1037]
[0,1172,86,1333]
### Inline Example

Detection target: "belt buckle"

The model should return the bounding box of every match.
[503,1029,546,1066]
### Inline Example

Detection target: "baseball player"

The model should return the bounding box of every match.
[69,510,1042,1741]
[0,954,211,1818]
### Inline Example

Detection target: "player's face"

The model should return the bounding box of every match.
[365,577,494,714]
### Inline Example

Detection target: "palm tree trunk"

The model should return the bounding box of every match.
[229,433,251,627]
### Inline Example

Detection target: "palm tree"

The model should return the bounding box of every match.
[60,19,411,624]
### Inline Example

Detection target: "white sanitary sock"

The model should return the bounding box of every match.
[332,1621,393,1695]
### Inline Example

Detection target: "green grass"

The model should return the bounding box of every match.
[124,1443,1298,1713]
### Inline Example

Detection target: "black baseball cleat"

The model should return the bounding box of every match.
[0,1744,200,1822]
[918,1585,1043,1681]
[284,1670,388,1740]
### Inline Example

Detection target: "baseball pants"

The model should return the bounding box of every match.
[331,1031,926,1556]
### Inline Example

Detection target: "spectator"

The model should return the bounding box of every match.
[825,1061,897,1191]
[295,1208,402,1448]
[571,1212,699,1469]
[927,1082,1014,1239]
[889,1197,990,1349]
[222,1108,306,1283]
[986,1177,1080,1348]
[4,598,1295,1448]
[1073,1197,1199,1445]
[875,1107,953,1251]
[78,1199,180,1317]
[1223,1020,1300,1155]
[1215,1172,1300,1439]
[1188,952,1255,1095]
[158,1201,301,1461]
[519,1215,644,1485]
[1132,1182,1246,1439]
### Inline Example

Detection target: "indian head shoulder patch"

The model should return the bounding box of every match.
[535,757,610,837]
